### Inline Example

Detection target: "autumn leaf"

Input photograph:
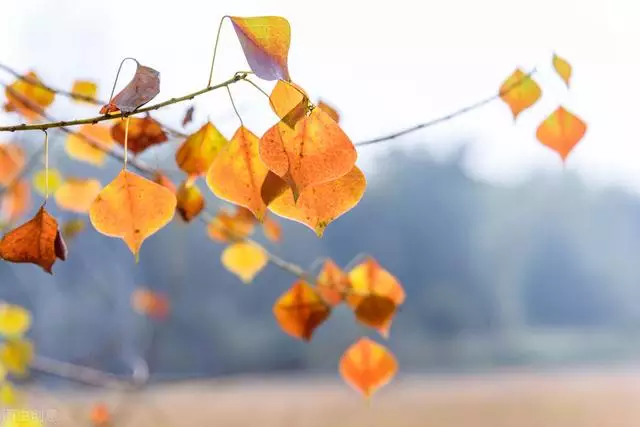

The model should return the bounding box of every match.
[182,105,195,127]
[54,178,102,213]
[0,144,25,186]
[316,259,351,306]
[132,288,170,320]
[100,63,160,114]
[71,80,98,104]
[536,106,587,161]
[111,116,168,154]
[61,218,86,241]
[0,303,31,338]
[176,179,205,222]
[153,172,177,194]
[0,180,31,224]
[230,16,292,81]
[32,168,63,196]
[175,122,228,176]
[89,170,177,258]
[0,338,34,377]
[347,257,405,337]
[260,107,357,200]
[4,72,55,122]
[207,208,256,243]
[273,280,331,341]
[0,204,66,274]
[499,68,541,119]
[262,214,282,243]
[65,124,115,166]
[221,241,267,283]
[261,170,289,207]
[269,80,308,127]
[339,337,397,398]
[553,53,572,87]
[0,382,20,406]
[317,100,340,123]
[268,166,366,237]
[206,126,269,220]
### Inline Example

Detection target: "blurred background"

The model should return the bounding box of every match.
[2,0,640,425]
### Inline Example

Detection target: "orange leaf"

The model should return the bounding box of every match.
[0,204,66,274]
[221,241,268,283]
[347,258,405,337]
[317,100,340,123]
[260,107,357,200]
[71,80,97,104]
[153,172,176,194]
[89,170,176,258]
[89,402,111,426]
[316,259,351,306]
[54,178,102,213]
[0,144,25,186]
[536,106,587,161]
[499,68,541,119]
[100,63,160,114]
[176,179,205,222]
[230,16,291,81]
[175,122,228,176]
[207,208,256,243]
[260,170,289,207]
[273,280,331,341]
[553,53,572,87]
[339,337,397,398]
[269,80,308,127]
[4,72,55,122]
[65,124,115,166]
[262,214,282,243]
[110,116,168,154]
[132,288,170,320]
[206,126,269,220]
[0,180,30,224]
[268,166,366,237]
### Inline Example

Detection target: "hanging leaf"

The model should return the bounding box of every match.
[65,124,115,167]
[206,126,269,220]
[0,180,31,224]
[316,259,351,306]
[339,337,397,398]
[32,168,63,196]
[268,166,366,237]
[61,218,86,242]
[346,257,405,338]
[208,208,256,243]
[71,80,98,104]
[131,288,170,320]
[100,63,160,114]
[176,179,205,222]
[110,116,168,154]
[221,241,268,283]
[0,204,66,274]
[260,107,357,200]
[0,338,34,377]
[269,80,308,127]
[4,71,55,122]
[317,100,340,123]
[499,68,541,119]
[553,53,572,87]
[536,106,587,161]
[0,144,25,186]
[230,16,292,81]
[262,214,282,243]
[175,122,228,176]
[54,178,102,213]
[182,105,195,127]
[0,303,31,338]
[273,280,331,341]
[89,170,176,258]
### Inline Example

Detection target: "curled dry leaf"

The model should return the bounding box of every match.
[175,122,228,176]
[339,337,397,398]
[317,100,340,123]
[553,53,572,87]
[260,107,357,200]
[0,144,25,186]
[536,106,587,162]
[206,126,269,220]
[269,80,308,128]
[268,166,366,237]
[111,116,168,155]
[176,179,205,222]
[54,178,102,213]
[100,63,160,114]
[4,71,55,122]
[182,105,195,127]
[71,80,98,104]
[230,16,292,81]
[273,280,331,341]
[65,124,115,167]
[499,68,541,119]
[0,204,66,274]
[316,259,351,306]
[221,241,268,283]
[89,170,177,259]
[0,180,31,224]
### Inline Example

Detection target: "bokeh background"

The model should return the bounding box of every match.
[2,0,640,425]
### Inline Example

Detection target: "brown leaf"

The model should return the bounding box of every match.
[182,105,195,127]
[110,116,168,155]
[100,63,160,114]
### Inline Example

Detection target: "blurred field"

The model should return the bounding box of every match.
[18,368,640,427]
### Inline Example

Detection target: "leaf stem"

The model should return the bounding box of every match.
[123,116,130,170]
[108,57,140,102]
[226,85,243,126]
[207,16,229,87]
[43,129,49,200]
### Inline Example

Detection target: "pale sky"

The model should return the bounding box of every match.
[1,0,639,192]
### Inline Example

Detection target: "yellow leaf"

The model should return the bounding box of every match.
[71,80,98,104]
[89,170,176,258]
[54,178,102,213]
[32,169,63,196]
[175,122,228,176]
[0,304,31,338]
[4,72,55,122]
[0,338,34,377]
[221,241,267,283]
[553,53,572,87]
[499,68,542,119]
[65,124,115,166]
